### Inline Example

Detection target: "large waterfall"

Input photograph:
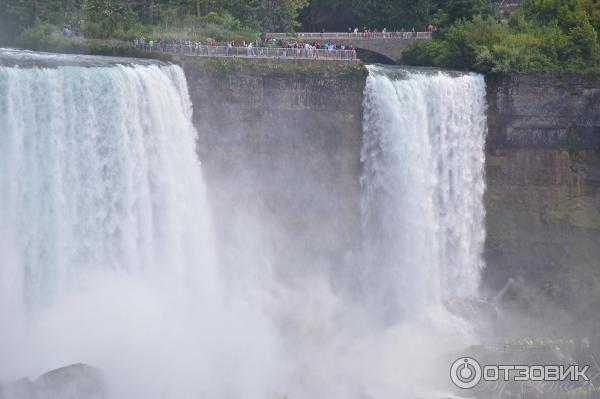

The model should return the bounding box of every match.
[361,65,487,326]
[0,53,488,399]
[0,52,277,399]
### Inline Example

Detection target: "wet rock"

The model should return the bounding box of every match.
[0,364,106,399]
[0,378,36,399]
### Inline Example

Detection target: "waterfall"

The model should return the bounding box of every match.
[0,53,489,399]
[0,56,277,398]
[0,62,218,303]
[360,65,487,326]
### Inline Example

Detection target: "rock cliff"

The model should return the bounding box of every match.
[484,74,600,337]
[181,60,600,336]
[181,58,366,280]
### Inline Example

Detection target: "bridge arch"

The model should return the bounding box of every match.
[269,32,432,64]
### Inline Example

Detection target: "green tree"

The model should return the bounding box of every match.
[248,0,308,34]
[569,12,598,58]
[80,0,139,37]
[3,0,81,30]
[351,0,433,29]
[434,0,497,27]
[298,0,356,31]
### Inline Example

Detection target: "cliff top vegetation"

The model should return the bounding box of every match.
[180,56,368,80]
[403,0,600,75]
[1,0,598,74]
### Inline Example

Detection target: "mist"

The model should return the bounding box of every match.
[0,50,503,399]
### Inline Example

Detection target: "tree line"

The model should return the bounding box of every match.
[0,0,309,43]
[0,0,483,44]
[1,0,597,75]
[404,0,600,74]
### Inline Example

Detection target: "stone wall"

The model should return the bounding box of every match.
[314,37,428,63]
[181,57,366,279]
[182,60,600,331]
[484,74,600,332]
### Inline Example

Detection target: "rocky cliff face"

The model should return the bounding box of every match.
[181,58,366,280]
[484,74,600,337]
[0,364,105,399]
[182,61,600,336]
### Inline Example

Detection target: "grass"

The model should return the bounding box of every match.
[180,57,368,80]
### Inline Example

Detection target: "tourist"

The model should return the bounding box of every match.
[130,35,358,60]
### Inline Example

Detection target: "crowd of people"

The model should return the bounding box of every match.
[130,25,437,59]
[133,37,357,60]
[340,25,437,38]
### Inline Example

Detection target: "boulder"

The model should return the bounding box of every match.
[0,364,106,399]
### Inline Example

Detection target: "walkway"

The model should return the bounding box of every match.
[268,31,432,63]
[269,31,432,40]
[139,44,357,61]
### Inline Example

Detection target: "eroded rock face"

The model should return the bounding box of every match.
[182,59,366,285]
[182,63,600,339]
[484,74,600,339]
[0,364,106,399]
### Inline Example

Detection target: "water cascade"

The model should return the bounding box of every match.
[0,53,488,399]
[0,53,277,399]
[361,65,487,325]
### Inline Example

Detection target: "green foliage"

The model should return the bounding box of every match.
[80,0,141,38]
[1,0,81,41]
[404,0,600,74]
[433,0,497,27]
[351,0,433,29]
[249,0,309,34]
[298,0,356,31]
[569,12,598,57]
[5,0,306,46]
[136,11,256,42]
[183,56,367,79]
[14,23,173,61]
[16,23,66,48]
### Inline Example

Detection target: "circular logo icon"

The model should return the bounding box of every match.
[450,357,482,389]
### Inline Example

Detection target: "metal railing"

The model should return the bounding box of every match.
[268,31,432,40]
[138,44,358,61]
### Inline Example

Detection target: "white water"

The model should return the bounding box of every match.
[0,57,488,399]
[361,65,487,327]
[0,60,279,398]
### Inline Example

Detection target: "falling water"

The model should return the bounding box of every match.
[361,65,487,326]
[0,53,489,399]
[0,52,278,399]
